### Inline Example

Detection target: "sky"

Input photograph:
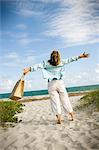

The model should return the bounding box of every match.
[0,0,99,94]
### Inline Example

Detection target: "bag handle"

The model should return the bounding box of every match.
[21,73,25,80]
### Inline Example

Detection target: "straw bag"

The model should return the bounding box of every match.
[10,75,25,100]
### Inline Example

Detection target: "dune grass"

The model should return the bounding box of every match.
[75,90,99,111]
[0,101,24,125]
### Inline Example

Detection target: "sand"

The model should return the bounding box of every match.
[0,96,99,150]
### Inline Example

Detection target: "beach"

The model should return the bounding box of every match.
[0,95,99,150]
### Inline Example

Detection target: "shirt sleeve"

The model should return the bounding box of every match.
[62,56,79,65]
[30,61,46,72]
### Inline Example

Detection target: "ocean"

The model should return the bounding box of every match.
[0,84,99,99]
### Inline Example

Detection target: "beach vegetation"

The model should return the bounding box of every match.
[0,101,24,125]
[75,90,99,111]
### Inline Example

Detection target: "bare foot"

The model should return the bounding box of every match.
[69,118,74,121]
[56,114,62,124]
[69,112,75,121]
[56,119,61,124]
[56,115,64,121]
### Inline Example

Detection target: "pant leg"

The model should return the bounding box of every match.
[48,81,61,115]
[57,80,73,113]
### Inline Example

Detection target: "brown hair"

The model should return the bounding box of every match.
[48,50,61,66]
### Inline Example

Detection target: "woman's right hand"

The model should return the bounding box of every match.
[23,67,31,75]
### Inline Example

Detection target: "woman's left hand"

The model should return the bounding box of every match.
[79,52,90,58]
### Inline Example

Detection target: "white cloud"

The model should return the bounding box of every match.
[44,0,99,46]
[65,71,93,86]
[5,0,99,47]
[16,0,43,18]
[0,76,47,93]
[95,64,99,73]
[25,55,35,64]
[19,9,42,17]
[5,52,18,59]
[0,76,14,93]
[0,50,48,68]
[96,76,99,82]
[18,38,33,45]
[11,0,99,47]
[16,24,27,30]
[2,31,42,46]
[13,33,34,46]
[25,80,33,89]
[2,31,28,39]
[96,69,99,73]
[18,37,42,45]
[14,33,28,39]
[1,52,35,67]
[75,75,82,79]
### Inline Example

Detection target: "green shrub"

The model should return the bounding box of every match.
[75,90,99,111]
[0,101,23,124]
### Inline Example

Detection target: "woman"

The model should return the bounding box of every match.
[24,51,89,124]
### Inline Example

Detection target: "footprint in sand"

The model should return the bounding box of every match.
[61,133,68,138]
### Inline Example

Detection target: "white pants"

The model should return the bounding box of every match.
[48,80,73,115]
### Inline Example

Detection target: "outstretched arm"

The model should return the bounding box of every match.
[23,63,45,75]
[62,52,89,65]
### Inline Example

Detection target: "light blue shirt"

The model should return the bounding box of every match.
[31,56,79,81]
